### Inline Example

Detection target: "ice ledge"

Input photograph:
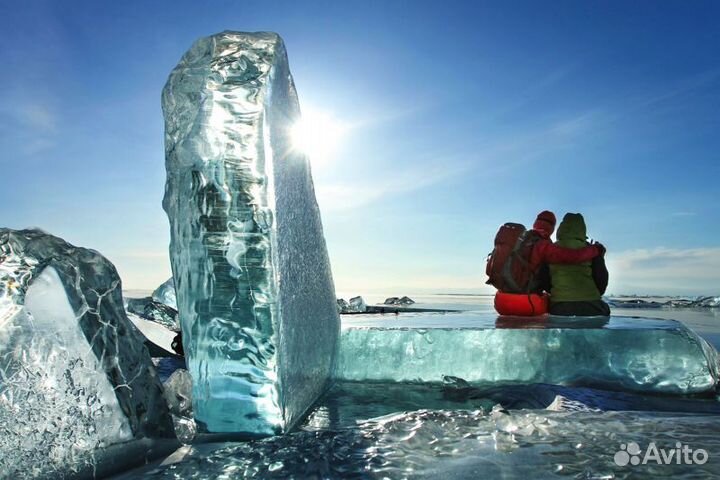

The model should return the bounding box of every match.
[336,313,719,395]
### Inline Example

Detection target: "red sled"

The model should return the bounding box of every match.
[494,291,549,316]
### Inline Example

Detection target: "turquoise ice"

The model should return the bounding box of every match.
[0,229,174,477]
[162,31,340,435]
[152,278,177,310]
[337,313,720,394]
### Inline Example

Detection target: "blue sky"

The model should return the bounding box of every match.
[1,1,719,295]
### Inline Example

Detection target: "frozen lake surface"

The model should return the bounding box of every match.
[117,293,720,479]
[337,293,720,350]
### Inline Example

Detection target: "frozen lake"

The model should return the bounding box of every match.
[116,292,720,479]
[337,292,720,349]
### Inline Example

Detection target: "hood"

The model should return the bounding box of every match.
[556,213,587,247]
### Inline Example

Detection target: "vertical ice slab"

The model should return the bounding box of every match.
[0,229,174,477]
[162,31,340,434]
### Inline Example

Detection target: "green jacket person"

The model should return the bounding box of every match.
[549,213,611,316]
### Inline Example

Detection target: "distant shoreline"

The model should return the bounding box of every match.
[433,293,494,297]
[123,289,714,301]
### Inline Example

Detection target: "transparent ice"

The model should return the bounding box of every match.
[114,391,720,479]
[113,301,720,479]
[348,296,367,312]
[337,313,719,394]
[0,229,174,477]
[678,296,720,308]
[384,296,415,306]
[163,369,196,443]
[152,278,177,310]
[608,295,720,308]
[162,31,339,434]
[336,296,368,313]
[163,369,193,417]
[336,298,351,313]
[126,296,180,331]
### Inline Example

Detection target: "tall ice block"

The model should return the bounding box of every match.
[162,31,340,434]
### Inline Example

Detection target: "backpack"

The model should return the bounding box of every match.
[486,223,542,293]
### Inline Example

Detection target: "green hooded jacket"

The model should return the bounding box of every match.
[549,213,602,303]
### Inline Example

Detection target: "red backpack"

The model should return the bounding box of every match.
[486,223,542,293]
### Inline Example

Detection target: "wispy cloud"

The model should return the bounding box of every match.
[313,68,619,212]
[469,68,720,179]
[0,101,58,155]
[316,106,612,212]
[606,247,720,295]
[491,64,578,119]
[465,108,610,174]
[576,69,720,131]
[548,110,607,138]
[632,69,720,112]
[316,159,470,211]
[494,68,720,159]
[17,103,57,133]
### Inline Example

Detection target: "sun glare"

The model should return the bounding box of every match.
[290,108,348,164]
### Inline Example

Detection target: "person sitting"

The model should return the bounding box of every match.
[491,210,604,316]
[548,213,611,316]
[525,210,605,292]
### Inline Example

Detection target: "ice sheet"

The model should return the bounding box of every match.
[111,407,720,479]
[337,313,719,394]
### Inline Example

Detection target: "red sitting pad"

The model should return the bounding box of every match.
[494,291,549,316]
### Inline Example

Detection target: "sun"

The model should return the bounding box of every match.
[290,108,348,164]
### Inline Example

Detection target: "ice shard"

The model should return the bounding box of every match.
[162,31,340,434]
[0,229,175,478]
[163,369,196,443]
[126,296,180,331]
[336,313,720,395]
[152,277,177,309]
[337,296,367,313]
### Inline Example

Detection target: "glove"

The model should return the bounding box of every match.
[593,242,606,257]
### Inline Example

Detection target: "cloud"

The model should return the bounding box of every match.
[633,69,720,111]
[316,105,611,213]
[17,104,57,133]
[491,64,578,119]
[316,160,470,211]
[548,110,606,138]
[474,68,720,175]
[588,69,720,131]
[470,109,609,174]
[0,101,58,155]
[606,247,720,295]
[21,138,56,156]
